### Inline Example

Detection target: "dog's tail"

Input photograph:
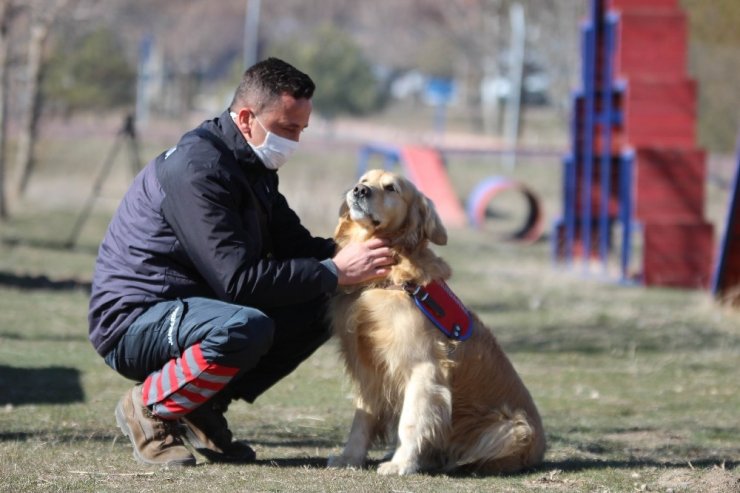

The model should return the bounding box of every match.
[449,407,543,473]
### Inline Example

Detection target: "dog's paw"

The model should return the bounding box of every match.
[377,460,418,476]
[327,455,364,469]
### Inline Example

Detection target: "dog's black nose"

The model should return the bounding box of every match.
[353,184,371,198]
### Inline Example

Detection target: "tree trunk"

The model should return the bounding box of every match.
[14,0,68,197]
[14,20,44,196]
[0,0,12,219]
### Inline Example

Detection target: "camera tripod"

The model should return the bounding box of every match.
[65,114,141,249]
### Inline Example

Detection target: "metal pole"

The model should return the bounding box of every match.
[504,3,525,170]
[136,35,153,129]
[243,0,261,69]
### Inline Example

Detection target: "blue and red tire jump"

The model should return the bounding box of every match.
[466,176,544,243]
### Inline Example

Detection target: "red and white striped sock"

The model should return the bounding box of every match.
[141,342,239,419]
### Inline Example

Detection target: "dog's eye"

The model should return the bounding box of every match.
[383,184,397,192]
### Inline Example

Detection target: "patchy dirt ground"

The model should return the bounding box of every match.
[656,467,739,493]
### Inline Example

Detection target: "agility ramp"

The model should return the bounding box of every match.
[398,146,468,228]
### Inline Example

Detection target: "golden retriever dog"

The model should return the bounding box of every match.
[327,169,546,476]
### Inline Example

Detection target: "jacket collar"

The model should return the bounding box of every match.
[215,109,266,174]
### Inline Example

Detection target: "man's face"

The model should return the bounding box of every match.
[235,93,312,146]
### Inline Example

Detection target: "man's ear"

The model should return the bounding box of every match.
[233,107,254,138]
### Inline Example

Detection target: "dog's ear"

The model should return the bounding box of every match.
[333,196,351,243]
[338,198,349,219]
[421,195,447,245]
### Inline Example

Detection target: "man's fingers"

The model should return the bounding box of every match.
[369,248,394,267]
[333,239,395,286]
[365,238,389,248]
[372,255,395,267]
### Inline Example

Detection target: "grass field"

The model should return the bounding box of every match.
[0,117,739,492]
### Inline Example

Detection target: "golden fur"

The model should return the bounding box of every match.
[327,169,546,475]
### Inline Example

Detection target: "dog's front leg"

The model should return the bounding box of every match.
[378,362,451,476]
[327,403,376,469]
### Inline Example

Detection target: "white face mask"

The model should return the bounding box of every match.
[231,111,298,170]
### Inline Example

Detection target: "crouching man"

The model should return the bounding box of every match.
[88,57,393,467]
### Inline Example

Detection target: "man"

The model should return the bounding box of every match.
[88,57,393,467]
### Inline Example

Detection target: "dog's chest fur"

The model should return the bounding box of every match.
[331,287,453,399]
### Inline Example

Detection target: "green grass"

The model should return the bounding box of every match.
[0,124,738,492]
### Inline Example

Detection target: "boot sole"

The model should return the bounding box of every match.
[182,428,256,463]
[181,420,256,464]
[115,397,196,468]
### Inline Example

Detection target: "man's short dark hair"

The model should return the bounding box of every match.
[230,57,315,112]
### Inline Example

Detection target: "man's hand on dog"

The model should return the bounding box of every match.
[333,238,394,286]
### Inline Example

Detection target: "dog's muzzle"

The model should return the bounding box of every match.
[353,183,371,199]
[347,184,379,225]
[347,183,371,212]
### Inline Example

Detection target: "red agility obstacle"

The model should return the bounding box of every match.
[399,146,468,228]
[467,176,544,243]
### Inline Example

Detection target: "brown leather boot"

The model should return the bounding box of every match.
[181,397,256,463]
[115,384,196,467]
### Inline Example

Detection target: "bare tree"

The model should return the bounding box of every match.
[13,0,68,197]
[0,0,14,219]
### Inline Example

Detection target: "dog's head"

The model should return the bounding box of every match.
[336,169,447,249]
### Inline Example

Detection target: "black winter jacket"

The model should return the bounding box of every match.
[88,110,338,356]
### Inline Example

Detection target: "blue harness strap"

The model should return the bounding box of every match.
[404,280,473,341]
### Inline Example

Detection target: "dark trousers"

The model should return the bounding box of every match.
[104,296,332,403]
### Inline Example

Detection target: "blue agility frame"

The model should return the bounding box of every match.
[555,0,635,282]
[711,142,740,296]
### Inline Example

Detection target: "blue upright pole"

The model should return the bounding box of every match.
[598,13,618,272]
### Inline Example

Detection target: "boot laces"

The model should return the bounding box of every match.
[144,406,183,440]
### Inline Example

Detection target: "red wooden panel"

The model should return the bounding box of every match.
[644,222,713,258]
[632,148,707,222]
[615,11,687,80]
[633,199,703,223]
[625,79,696,111]
[626,120,695,148]
[609,0,678,12]
[643,222,714,288]
[621,79,697,146]
[627,130,695,149]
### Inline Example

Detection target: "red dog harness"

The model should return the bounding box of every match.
[403,280,473,341]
